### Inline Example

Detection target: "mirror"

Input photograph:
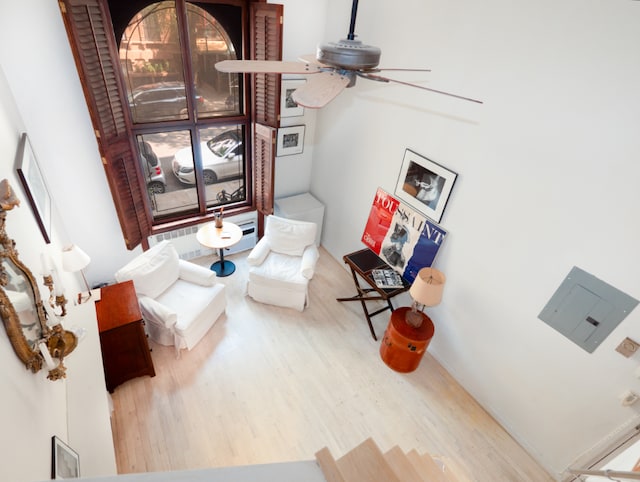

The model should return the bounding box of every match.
[3,257,43,346]
[0,179,76,380]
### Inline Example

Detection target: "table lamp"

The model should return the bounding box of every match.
[405,267,446,328]
[61,244,92,303]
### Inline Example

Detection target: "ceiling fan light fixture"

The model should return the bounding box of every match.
[317,39,381,70]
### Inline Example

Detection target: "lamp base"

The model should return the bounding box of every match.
[405,309,424,328]
[380,306,434,373]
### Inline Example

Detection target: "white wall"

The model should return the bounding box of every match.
[0,61,70,482]
[274,0,327,199]
[310,0,640,477]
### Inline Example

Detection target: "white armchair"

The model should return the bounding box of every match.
[114,241,226,353]
[246,215,319,311]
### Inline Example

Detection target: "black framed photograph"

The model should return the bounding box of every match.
[276,125,305,156]
[394,149,457,223]
[280,79,305,118]
[51,436,80,479]
[16,132,51,243]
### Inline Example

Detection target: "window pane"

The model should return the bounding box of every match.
[186,4,242,117]
[121,2,188,123]
[137,131,199,218]
[196,125,246,208]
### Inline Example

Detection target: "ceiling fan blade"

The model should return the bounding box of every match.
[298,54,329,66]
[359,72,483,104]
[291,71,351,108]
[215,60,320,74]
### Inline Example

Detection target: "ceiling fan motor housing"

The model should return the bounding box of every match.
[317,39,381,70]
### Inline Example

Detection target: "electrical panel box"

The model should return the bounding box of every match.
[538,266,638,353]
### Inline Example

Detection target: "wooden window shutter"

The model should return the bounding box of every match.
[250,2,282,233]
[250,2,283,127]
[254,123,276,214]
[58,0,149,250]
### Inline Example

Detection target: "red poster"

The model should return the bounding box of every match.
[361,188,399,253]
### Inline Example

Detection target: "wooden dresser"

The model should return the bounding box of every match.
[95,280,155,392]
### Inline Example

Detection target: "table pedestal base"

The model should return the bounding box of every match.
[209,248,236,277]
[380,307,434,373]
[210,260,235,277]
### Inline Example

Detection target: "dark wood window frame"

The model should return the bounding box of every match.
[58,0,281,249]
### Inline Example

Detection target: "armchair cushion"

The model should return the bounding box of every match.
[250,252,309,286]
[265,215,317,256]
[115,241,179,298]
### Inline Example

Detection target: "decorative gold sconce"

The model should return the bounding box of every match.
[0,180,76,380]
[41,253,68,317]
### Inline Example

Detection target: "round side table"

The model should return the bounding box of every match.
[196,221,243,277]
[380,306,434,373]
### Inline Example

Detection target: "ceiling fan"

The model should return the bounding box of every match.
[215,0,482,108]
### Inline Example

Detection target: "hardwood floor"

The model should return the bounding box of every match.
[110,248,554,481]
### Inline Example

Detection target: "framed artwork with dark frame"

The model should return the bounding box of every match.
[280,79,305,118]
[51,435,80,479]
[16,132,52,243]
[394,149,457,223]
[276,125,305,156]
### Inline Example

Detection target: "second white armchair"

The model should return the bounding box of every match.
[246,215,319,311]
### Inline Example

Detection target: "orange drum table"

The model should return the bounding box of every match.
[380,306,434,373]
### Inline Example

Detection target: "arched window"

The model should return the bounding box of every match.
[119,1,246,220]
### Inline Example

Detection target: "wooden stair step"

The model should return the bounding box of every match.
[315,439,472,482]
[315,447,346,482]
[335,438,402,482]
[406,449,450,482]
[384,445,427,482]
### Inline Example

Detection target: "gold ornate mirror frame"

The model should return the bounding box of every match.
[0,180,76,380]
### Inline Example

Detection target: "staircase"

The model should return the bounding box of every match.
[315,438,472,482]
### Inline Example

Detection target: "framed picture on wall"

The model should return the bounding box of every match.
[394,149,457,223]
[16,133,52,243]
[280,79,305,118]
[51,436,80,479]
[276,125,305,156]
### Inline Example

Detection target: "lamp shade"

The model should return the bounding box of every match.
[409,267,446,307]
[61,244,91,272]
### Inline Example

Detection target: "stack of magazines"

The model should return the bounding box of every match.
[371,269,404,289]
